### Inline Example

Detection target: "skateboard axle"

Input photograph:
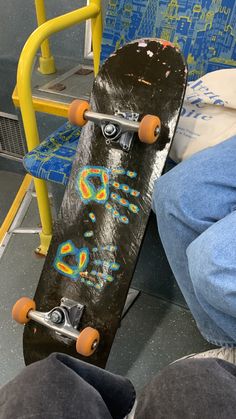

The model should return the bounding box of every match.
[69,100,161,149]
[84,110,140,134]
[28,306,80,341]
[25,298,85,342]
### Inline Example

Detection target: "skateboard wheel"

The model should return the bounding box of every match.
[138,115,161,144]
[12,297,36,324]
[68,99,90,126]
[76,327,100,357]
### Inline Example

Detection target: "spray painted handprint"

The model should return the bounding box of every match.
[53,165,141,290]
[53,240,120,290]
[77,166,140,225]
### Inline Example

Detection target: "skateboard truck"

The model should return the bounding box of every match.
[68,100,161,150]
[101,110,139,152]
[36,297,85,337]
[12,297,100,357]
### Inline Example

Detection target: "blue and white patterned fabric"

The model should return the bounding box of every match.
[101,0,236,81]
[23,122,81,186]
[24,0,236,186]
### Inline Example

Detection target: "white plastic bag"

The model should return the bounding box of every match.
[170,69,236,162]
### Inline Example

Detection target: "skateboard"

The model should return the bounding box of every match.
[12,38,187,368]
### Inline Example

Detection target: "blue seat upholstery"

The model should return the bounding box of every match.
[101,0,236,79]
[24,122,81,186]
[24,0,236,186]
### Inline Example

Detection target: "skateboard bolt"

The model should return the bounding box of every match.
[104,123,117,137]
[50,309,64,324]
[92,340,99,350]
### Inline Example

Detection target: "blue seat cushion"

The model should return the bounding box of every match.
[23,121,81,186]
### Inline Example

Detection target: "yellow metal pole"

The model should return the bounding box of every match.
[12,86,70,117]
[90,0,103,75]
[34,0,56,74]
[33,178,53,255]
[0,175,32,244]
[17,2,102,255]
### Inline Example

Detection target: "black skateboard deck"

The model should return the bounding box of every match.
[19,39,187,367]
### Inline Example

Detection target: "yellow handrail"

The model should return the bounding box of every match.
[16,0,102,254]
[18,1,101,151]
[34,0,56,74]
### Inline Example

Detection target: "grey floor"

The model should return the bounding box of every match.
[0,171,24,224]
[0,58,213,392]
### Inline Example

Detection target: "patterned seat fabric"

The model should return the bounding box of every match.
[24,0,236,186]
[23,122,81,186]
[101,0,236,80]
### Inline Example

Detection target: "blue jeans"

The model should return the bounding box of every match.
[153,135,236,347]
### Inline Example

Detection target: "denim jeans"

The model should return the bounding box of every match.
[153,135,236,346]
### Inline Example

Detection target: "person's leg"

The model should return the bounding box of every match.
[55,353,136,418]
[186,210,236,347]
[135,357,236,419]
[152,135,236,346]
[0,353,136,419]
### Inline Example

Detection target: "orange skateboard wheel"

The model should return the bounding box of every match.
[68,99,90,126]
[12,297,36,324]
[76,327,100,356]
[138,114,161,144]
